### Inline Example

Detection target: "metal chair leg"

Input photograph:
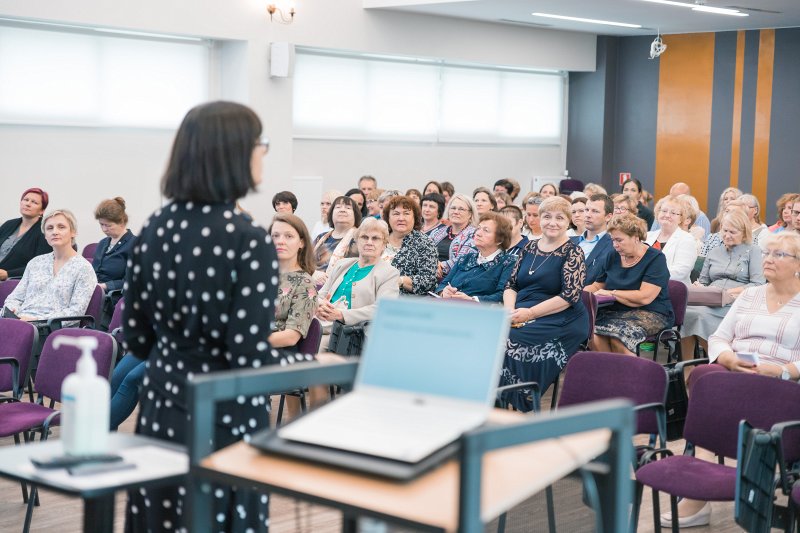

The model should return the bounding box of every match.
[496,511,506,533]
[652,489,662,533]
[545,485,556,533]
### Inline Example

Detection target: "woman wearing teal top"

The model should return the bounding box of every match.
[317,217,400,328]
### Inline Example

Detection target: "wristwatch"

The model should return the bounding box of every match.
[780,366,792,380]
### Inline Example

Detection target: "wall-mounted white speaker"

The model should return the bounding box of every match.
[270,41,294,78]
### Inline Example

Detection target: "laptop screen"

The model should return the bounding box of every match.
[356,298,510,405]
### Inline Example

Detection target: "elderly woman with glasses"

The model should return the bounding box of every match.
[645,195,698,286]
[728,194,768,244]
[429,193,479,280]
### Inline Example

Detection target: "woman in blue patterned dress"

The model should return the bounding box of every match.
[500,196,588,412]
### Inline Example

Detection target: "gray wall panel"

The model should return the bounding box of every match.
[707,31,738,219]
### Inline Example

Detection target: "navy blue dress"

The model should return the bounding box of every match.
[500,239,588,412]
[436,251,516,302]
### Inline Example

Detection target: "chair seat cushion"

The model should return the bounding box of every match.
[635,455,737,501]
[792,484,800,507]
[0,402,58,437]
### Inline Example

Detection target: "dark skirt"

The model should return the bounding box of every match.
[594,308,672,352]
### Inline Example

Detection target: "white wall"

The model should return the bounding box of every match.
[0,0,596,243]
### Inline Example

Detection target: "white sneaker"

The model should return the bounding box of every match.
[660,502,711,528]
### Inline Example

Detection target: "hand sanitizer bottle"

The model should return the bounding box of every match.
[59,336,110,456]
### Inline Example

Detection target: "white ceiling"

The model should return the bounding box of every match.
[364,0,800,36]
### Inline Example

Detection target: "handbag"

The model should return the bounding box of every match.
[687,285,733,307]
[664,362,689,441]
[327,320,369,356]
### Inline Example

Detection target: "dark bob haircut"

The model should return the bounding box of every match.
[345,188,369,218]
[162,101,263,203]
[272,191,298,212]
[326,196,363,228]
[421,193,446,219]
[382,195,422,232]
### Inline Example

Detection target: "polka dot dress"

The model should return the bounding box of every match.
[123,202,295,532]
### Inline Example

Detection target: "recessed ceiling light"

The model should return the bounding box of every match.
[640,0,748,17]
[530,13,642,29]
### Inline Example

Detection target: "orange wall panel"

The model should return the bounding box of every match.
[654,33,716,211]
[752,29,774,215]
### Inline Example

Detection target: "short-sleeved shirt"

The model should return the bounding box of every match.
[274,271,318,338]
[597,246,674,321]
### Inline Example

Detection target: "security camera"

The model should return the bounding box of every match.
[649,35,667,59]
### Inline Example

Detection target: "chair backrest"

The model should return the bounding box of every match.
[81,242,99,261]
[667,279,688,328]
[107,297,125,335]
[0,319,38,396]
[685,371,800,461]
[580,291,598,345]
[85,285,105,324]
[296,318,322,356]
[34,329,117,402]
[0,279,20,307]
[558,351,668,436]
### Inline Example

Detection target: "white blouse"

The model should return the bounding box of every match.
[4,253,98,320]
[708,284,800,372]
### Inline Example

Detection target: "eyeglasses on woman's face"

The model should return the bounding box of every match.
[658,208,681,218]
[613,205,630,213]
[761,249,798,261]
[449,205,470,213]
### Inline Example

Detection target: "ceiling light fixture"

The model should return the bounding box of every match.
[530,13,642,29]
[640,0,748,17]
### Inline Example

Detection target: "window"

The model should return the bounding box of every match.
[0,23,210,128]
[293,49,565,145]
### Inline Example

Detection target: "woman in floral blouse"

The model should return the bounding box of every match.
[269,213,318,348]
[382,195,437,295]
[429,193,479,280]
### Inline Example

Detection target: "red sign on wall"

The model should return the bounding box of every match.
[619,172,631,185]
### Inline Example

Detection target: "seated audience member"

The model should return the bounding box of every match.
[3,209,97,321]
[272,190,298,213]
[522,194,543,239]
[701,202,749,257]
[310,189,341,239]
[377,189,401,218]
[507,179,521,201]
[681,210,765,358]
[269,213,319,348]
[473,186,497,215]
[312,196,361,286]
[728,194,768,243]
[429,193,479,280]
[317,218,400,342]
[92,197,135,294]
[621,178,654,229]
[709,186,742,234]
[612,193,638,219]
[440,181,455,204]
[793,201,800,233]
[567,197,587,237]
[583,183,608,197]
[499,205,528,257]
[586,213,674,356]
[646,195,698,286]
[493,179,514,197]
[422,180,443,196]
[437,212,516,302]
[572,194,614,285]
[346,188,369,218]
[494,191,512,210]
[421,193,448,242]
[539,182,559,198]
[769,193,799,233]
[500,196,588,411]
[366,189,382,218]
[676,194,706,249]
[382,196,437,295]
[651,182,711,237]
[358,175,377,197]
[0,187,51,281]
[668,232,800,527]
[405,188,422,206]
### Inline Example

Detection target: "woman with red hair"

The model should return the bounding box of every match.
[0,187,51,281]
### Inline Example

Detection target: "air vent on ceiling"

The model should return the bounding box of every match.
[498,18,552,27]
[726,5,782,14]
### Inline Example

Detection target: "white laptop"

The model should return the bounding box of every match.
[277,297,510,464]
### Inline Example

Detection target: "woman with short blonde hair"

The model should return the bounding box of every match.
[646,195,699,286]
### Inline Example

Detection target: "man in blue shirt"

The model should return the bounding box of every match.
[572,194,614,284]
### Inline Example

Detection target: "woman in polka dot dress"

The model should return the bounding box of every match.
[122,101,301,532]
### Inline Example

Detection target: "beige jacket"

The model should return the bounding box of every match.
[320,258,400,325]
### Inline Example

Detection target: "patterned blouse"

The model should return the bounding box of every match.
[4,253,97,319]
[274,271,318,338]
[388,230,437,294]
[430,225,478,277]
[312,231,358,271]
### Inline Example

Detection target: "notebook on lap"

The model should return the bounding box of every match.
[251,298,510,480]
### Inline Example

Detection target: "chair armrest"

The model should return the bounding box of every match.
[107,288,123,298]
[634,402,667,448]
[110,326,124,344]
[47,315,96,331]
[674,357,709,372]
[0,357,20,399]
[496,381,540,412]
[638,447,674,466]
[0,395,20,404]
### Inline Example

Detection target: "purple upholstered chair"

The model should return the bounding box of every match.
[636,371,800,533]
[107,297,125,344]
[636,280,688,362]
[81,242,99,262]
[276,318,323,425]
[0,328,117,533]
[0,319,38,400]
[0,278,20,308]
